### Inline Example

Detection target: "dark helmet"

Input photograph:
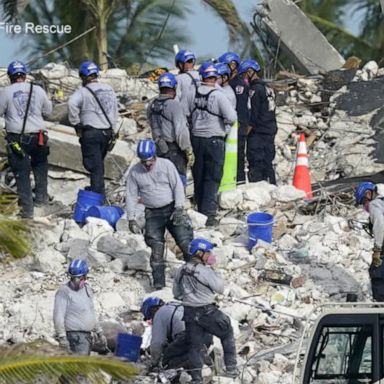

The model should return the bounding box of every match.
[189,238,214,256]
[218,52,240,67]
[68,259,89,277]
[7,60,27,76]
[137,139,156,160]
[141,297,164,320]
[79,60,100,77]
[355,182,376,204]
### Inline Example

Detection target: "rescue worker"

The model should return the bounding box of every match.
[126,139,193,289]
[68,60,118,196]
[355,182,384,301]
[147,72,194,186]
[53,259,107,355]
[141,297,189,369]
[239,59,277,184]
[174,49,200,116]
[218,52,249,184]
[186,62,237,226]
[215,62,236,108]
[0,60,52,218]
[173,238,237,383]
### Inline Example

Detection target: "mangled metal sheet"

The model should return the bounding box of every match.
[258,0,345,74]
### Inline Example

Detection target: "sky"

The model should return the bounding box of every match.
[0,1,360,69]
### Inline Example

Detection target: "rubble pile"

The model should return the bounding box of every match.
[0,61,383,383]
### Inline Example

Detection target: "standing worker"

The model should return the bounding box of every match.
[0,60,52,219]
[126,139,193,289]
[175,49,199,97]
[174,49,200,116]
[355,182,384,301]
[215,62,236,108]
[173,238,237,383]
[218,52,249,184]
[186,62,237,226]
[147,72,194,186]
[68,60,118,196]
[239,59,277,184]
[53,259,107,355]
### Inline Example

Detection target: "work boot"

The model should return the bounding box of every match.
[224,366,238,379]
[152,264,166,289]
[206,216,219,227]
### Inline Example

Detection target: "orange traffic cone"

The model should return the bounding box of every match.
[293,134,313,199]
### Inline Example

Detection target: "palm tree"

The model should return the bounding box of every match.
[1,0,189,70]
[0,340,137,383]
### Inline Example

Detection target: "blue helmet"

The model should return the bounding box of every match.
[7,60,27,76]
[218,52,240,67]
[141,297,164,320]
[199,62,219,79]
[189,238,214,256]
[137,139,156,160]
[238,59,261,74]
[79,60,99,77]
[158,72,177,89]
[175,49,196,64]
[215,62,231,78]
[68,259,89,277]
[355,182,376,204]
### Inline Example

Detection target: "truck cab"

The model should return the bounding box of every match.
[299,306,384,384]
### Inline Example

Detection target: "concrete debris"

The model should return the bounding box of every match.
[1,60,384,384]
[257,0,345,74]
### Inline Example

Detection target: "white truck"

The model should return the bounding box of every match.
[295,304,383,384]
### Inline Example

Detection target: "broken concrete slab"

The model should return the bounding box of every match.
[0,120,135,181]
[257,0,345,74]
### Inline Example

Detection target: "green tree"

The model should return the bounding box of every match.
[1,0,189,69]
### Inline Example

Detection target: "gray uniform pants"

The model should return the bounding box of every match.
[67,331,93,355]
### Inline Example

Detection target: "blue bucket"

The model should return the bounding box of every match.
[247,212,274,250]
[116,333,142,362]
[84,206,124,228]
[73,189,104,224]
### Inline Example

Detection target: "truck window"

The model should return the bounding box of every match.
[309,325,373,383]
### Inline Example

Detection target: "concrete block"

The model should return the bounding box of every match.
[0,120,135,181]
[260,0,345,74]
[219,189,243,210]
[99,292,126,311]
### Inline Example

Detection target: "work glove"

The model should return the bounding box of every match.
[57,335,70,350]
[96,332,108,352]
[74,124,83,138]
[372,246,382,268]
[171,207,187,226]
[185,148,195,167]
[129,220,142,234]
[107,133,119,152]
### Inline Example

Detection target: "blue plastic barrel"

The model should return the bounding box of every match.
[73,189,104,224]
[247,212,274,250]
[84,206,124,228]
[116,333,142,362]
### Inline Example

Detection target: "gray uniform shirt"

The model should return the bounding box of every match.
[151,302,184,364]
[370,198,384,249]
[186,84,237,138]
[68,81,118,132]
[126,157,185,220]
[173,262,224,307]
[147,95,191,151]
[176,70,199,101]
[53,283,101,337]
[221,84,237,109]
[0,82,52,134]
[176,70,200,116]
